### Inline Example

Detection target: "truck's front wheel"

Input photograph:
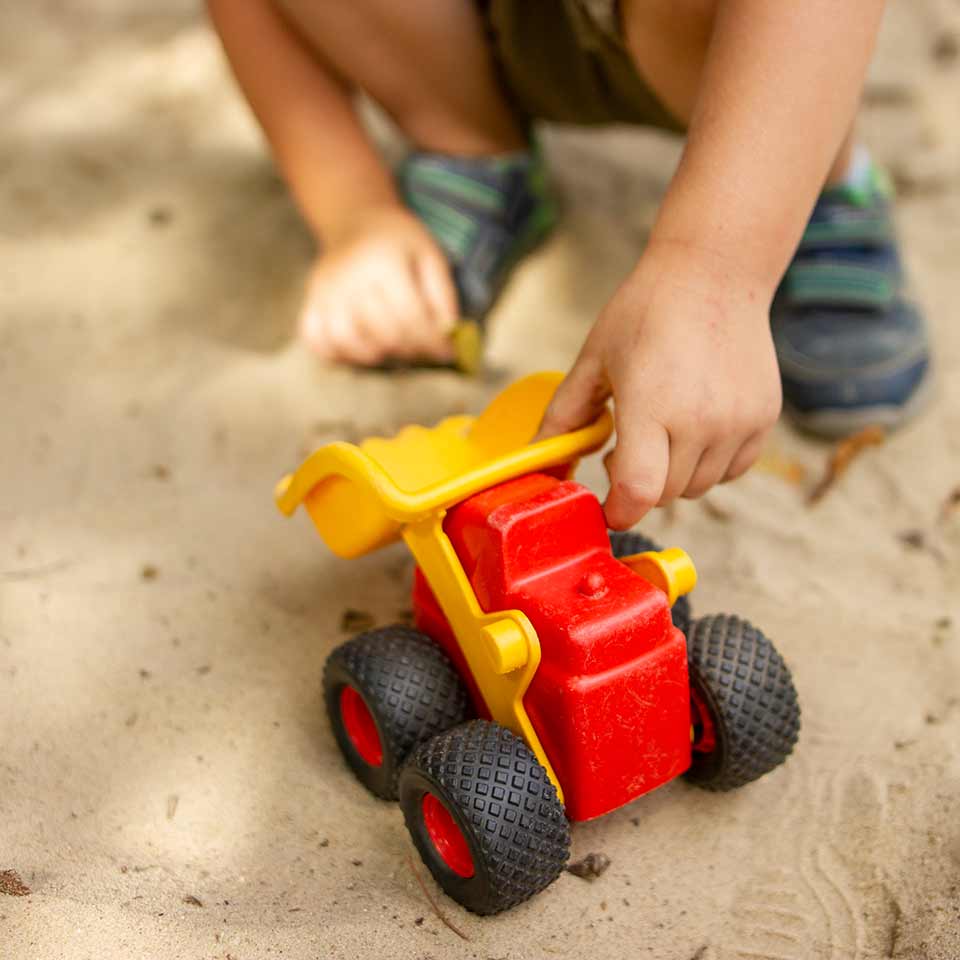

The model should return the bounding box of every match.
[399,721,570,915]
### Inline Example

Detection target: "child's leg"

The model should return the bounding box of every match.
[276,0,525,156]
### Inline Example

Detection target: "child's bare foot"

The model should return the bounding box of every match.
[299,206,458,366]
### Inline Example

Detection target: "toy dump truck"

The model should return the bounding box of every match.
[276,372,800,915]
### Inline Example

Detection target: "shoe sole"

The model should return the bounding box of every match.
[785,370,935,438]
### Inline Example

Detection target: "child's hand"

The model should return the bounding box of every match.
[540,240,782,529]
[299,207,458,365]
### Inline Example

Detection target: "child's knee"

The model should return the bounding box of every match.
[622,0,718,40]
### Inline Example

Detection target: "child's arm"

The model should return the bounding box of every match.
[541,0,886,529]
[208,0,456,362]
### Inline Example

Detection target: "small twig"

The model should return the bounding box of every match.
[807,425,885,505]
[405,854,469,941]
[0,559,73,581]
[700,497,732,523]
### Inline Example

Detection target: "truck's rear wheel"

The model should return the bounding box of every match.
[608,530,692,635]
[323,626,469,800]
[399,720,570,915]
[684,614,800,791]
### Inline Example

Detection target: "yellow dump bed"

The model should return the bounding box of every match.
[275,371,613,558]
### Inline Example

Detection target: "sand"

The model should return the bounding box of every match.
[2,3,959,958]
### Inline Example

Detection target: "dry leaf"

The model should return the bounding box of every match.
[340,608,375,633]
[0,870,30,896]
[755,451,807,486]
[807,426,885,505]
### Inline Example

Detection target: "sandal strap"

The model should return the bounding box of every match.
[398,149,557,318]
[798,171,896,252]
[780,247,902,311]
[781,168,901,310]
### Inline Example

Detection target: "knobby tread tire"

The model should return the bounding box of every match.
[685,614,800,791]
[399,720,570,915]
[324,626,468,800]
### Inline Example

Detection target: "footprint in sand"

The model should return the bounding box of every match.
[713,763,902,960]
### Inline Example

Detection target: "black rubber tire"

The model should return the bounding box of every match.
[608,530,692,635]
[684,614,800,791]
[399,721,571,915]
[323,626,469,801]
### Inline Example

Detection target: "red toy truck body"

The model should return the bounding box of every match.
[413,472,691,822]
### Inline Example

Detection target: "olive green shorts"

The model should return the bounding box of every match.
[479,0,683,132]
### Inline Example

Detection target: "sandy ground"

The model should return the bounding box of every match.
[2,3,960,958]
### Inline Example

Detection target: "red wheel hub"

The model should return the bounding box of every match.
[422,793,475,878]
[690,685,717,754]
[339,686,383,767]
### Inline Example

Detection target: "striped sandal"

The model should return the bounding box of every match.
[397,146,558,372]
[772,166,932,437]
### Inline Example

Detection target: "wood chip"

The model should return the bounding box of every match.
[898,529,927,550]
[0,870,30,896]
[939,485,960,523]
[340,608,375,634]
[566,852,611,881]
[807,426,885,505]
[182,894,203,907]
[932,31,959,64]
[166,794,179,820]
[897,529,947,564]
[755,451,807,486]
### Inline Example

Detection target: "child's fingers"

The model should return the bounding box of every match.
[414,251,459,338]
[357,285,416,359]
[298,300,336,359]
[536,354,609,441]
[602,409,670,530]
[657,436,704,505]
[374,274,450,361]
[722,432,766,483]
[326,303,385,366]
[682,439,743,499]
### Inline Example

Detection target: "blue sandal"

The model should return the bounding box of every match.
[397,146,558,371]
[772,167,932,436]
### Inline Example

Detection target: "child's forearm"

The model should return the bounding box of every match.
[207,0,397,243]
[650,0,885,293]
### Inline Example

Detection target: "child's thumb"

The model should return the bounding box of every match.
[535,354,609,441]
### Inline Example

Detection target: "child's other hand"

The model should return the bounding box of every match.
[539,240,782,530]
[299,207,458,365]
